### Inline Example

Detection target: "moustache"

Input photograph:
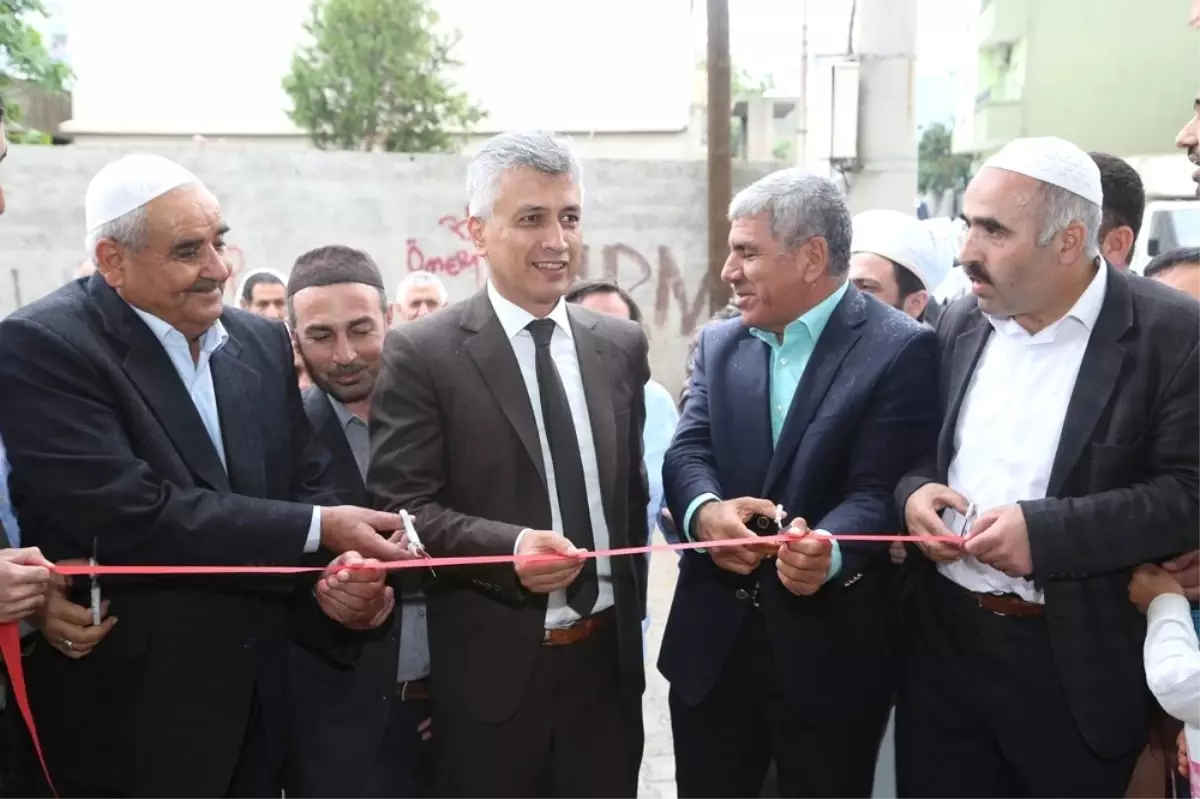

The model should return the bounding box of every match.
[328,363,367,379]
[962,261,992,285]
[187,279,224,293]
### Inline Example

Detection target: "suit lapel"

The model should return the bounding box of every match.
[569,308,618,538]
[210,332,265,497]
[462,291,547,487]
[1046,266,1132,495]
[93,278,232,493]
[308,390,366,498]
[761,288,865,496]
[939,311,992,473]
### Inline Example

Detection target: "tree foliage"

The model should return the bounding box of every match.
[917,122,973,195]
[283,0,485,153]
[0,0,70,141]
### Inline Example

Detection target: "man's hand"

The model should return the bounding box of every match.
[903,483,967,564]
[963,504,1032,577]
[320,506,408,561]
[1177,729,1189,778]
[693,498,781,575]
[1161,550,1200,602]
[1128,564,1185,614]
[775,520,832,596]
[0,547,53,624]
[35,559,116,659]
[515,530,585,593]
[316,552,394,630]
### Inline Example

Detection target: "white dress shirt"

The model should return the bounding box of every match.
[1144,594,1200,728]
[487,281,614,630]
[129,305,321,553]
[940,265,1107,602]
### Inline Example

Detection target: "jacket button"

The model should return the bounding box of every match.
[735,589,750,600]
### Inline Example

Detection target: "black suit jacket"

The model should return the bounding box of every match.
[0,275,346,796]
[660,288,939,709]
[285,387,402,798]
[366,289,649,734]
[895,265,1200,758]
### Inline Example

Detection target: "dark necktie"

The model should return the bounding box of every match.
[526,318,598,616]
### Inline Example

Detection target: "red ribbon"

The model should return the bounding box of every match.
[4,531,955,795]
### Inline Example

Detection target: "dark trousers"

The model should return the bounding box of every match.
[669,607,890,798]
[363,695,433,798]
[19,687,282,799]
[433,614,641,798]
[896,573,1140,798]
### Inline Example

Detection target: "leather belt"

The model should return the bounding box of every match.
[971,590,1045,618]
[394,678,430,700]
[543,608,613,646]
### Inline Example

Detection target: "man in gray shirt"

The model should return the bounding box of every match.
[284,246,433,797]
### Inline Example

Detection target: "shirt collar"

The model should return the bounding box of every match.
[486,280,573,342]
[749,280,848,349]
[127,302,229,355]
[328,394,366,428]
[986,262,1107,340]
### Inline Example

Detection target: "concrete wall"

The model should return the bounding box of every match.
[0,145,775,397]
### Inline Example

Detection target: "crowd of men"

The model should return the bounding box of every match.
[0,89,1194,799]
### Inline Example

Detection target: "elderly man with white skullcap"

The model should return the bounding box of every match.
[849,208,951,324]
[0,154,416,797]
[893,137,1199,798]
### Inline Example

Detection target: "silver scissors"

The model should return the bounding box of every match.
[89,537,102,626]
[399,510,436,577]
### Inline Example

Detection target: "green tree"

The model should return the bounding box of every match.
[917,122,973,195]
[0,0,71,142]
[283,0,484,153]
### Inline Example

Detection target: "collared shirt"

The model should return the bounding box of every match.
[487,280,615,630]
[941,264,1108,603]
[682,282,850,578]
[127,304,322,553]
[328,396,430,683]
[0,432,19,547]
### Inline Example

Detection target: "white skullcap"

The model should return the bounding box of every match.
[84,154,200,234]
[851,209,950,292]
[982,137,1103,207]
[236,268,288,301]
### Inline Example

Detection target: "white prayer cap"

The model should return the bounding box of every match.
[981,137,1103,207]
[84,154,200,234]
[851,209,949,292]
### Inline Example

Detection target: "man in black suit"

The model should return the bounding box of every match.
[895,137,1199,798]
[283,245,434,798]
[367,131,650,798]
[0,154,407,798]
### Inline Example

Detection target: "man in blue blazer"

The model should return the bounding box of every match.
[659,169,940,798]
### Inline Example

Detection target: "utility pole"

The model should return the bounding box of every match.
[706,0,732,315]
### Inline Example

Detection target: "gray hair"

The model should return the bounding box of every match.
[395,270,449,304]
[466,131,584,218]
[728,168,853,277]
[1036,183,1102,259]
[85,205,149,265]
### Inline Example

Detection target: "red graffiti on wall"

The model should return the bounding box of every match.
[408,207,486,287]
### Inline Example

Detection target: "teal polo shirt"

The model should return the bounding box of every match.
[682,281,849,580]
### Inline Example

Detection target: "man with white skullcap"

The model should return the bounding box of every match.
[238,267,289,321]
[850,208,951,324]
[0,153,416,797]
[894,136,1199,797]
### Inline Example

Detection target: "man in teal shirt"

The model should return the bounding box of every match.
[658,168,939,798]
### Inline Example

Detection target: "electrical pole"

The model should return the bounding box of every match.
[706,0,732,315]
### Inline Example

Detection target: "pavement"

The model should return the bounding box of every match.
[637,533,680,799]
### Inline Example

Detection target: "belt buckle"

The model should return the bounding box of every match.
[398,680,415,700]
